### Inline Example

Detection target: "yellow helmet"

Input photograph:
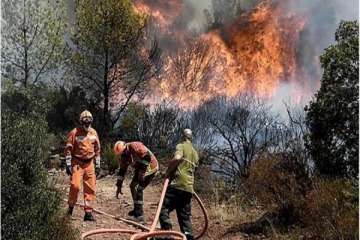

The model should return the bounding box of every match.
[79,110,93,122]
[114,141,126,156]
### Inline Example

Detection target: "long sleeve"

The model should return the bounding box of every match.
[64,129,76,157]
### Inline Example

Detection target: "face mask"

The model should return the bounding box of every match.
[81,117,92,132]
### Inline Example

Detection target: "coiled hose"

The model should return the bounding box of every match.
[67,178,209,239]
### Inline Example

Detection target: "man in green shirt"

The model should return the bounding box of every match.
[159,128,199,240]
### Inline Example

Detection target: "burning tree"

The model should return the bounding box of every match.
[163,36,223,106]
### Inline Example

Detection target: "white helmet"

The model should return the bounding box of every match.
[79,110,93,131]
[182,128,193,141]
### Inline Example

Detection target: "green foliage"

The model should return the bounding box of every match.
[1,0,69,87]
[1,110,78,239]
[116,102,182,159]
[102,143,119,173]
[45,85,103,135]
[1,84,103,138]
[301,178,358,239]
[74,0,145,52]
[305,20,359,179]
[194,150,214,196]
[70,0,162,132]
[1,84,53,117]
[118,102,149,140]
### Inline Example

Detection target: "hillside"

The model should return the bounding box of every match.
[55,170,265,240]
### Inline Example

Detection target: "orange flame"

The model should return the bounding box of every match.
[224,0,308,97]
[134,0,319,109]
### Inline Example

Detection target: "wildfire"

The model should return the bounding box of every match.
[133,0,320,109]
[224,1,308,97]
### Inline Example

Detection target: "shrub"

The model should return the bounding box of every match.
[301,178,358,239]
[244,153,312,229]
[1,110,79,239]
[194,149,214,196]
[102,142,119,173]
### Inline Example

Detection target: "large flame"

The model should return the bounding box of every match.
[223,1,307,97]
[133,0,320,109]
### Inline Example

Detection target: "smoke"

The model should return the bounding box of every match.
[272,0,358,115]
[289,0,358,51]
[181,0,265,32]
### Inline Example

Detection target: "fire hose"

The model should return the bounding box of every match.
[65,178,209,239]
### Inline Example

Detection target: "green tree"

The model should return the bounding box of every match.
[45,85,102,135]
[305,20,359,179]
[1,0,69,87]
[1,84,53,117]
[70,0,162,132]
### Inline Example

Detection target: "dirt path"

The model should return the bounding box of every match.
[58,171,248,240]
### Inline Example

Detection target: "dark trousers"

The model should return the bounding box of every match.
[130,171,156,216]
[159,187,194,240]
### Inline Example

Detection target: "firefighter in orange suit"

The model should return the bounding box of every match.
[65,110,101,221]
[113,141,158,222]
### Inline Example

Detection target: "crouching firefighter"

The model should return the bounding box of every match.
[64,110,101,221]
[113,141,158,222]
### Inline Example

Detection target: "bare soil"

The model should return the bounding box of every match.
[55,170,264,240]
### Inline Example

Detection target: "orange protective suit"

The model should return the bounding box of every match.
[118,142,158,178]
[64,125,100,213]
[117,142,158,218]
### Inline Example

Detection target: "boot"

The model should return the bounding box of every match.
[128,209,135,216]
[66,206,74,216]
[126,202,144,222]
[135,203,144,216]
[185,235,194,240]
[126,215,144,223]
[83,212,96,221]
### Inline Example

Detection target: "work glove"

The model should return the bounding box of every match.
[95,156,101,176]
[65,155,72,176]
[116,179,123,199]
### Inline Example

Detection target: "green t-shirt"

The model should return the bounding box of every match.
[169,141,199,193]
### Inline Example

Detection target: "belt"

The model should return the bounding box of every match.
[72,155,94,163]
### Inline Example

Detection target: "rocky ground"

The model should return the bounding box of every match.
[51,168,267,240]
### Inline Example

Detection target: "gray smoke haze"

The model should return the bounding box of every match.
[184,0,358,57]
[273,0,358,115]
